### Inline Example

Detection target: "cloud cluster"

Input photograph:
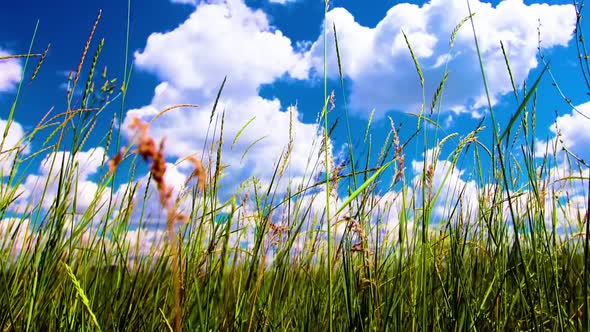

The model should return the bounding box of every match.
[3,146,585,265]
[5,0,581,263]
[540,101,590,162]
[132,0,576,199]
[13,148,108,215]
[5,146,205,265]
[308,0,575,118]
[0,218,36,257]
[127,0,326,195]
[136,0,309,98]
[0,118,29,175]
[410,150,479,224]
[0,51,27,176]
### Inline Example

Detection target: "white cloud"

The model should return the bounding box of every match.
[269,0,298,4]
[135,0,309,99]
[0,118,28,176]
[406,147,582,234]
[289,188,347,234]
[111,161,203,228]
[171,0,198,5]
[127,0,328,195]
[539,101,590,161]
[410,148,480,225]
[0,49,22,93]
[13,147,109,214]
[308,0,575,118]
[124,228,168,257]
[0,218,36,257]
[370,190,416,243]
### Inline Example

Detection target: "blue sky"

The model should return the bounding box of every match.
[1,0,589,252]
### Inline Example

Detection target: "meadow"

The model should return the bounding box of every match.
[0,1,589,331]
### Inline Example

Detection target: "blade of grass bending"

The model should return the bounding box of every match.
[407,112,441,129]
[202,76,227,156]
[243,156,282,293]
[265,166,382,216]
[328,116,340,139]
[333,23,359,191]
[114,0,133,165]
[232,116,256,149]
[24,267,38,332]
[500,41,519,101]
[499,63,548,143]
[334,158,396,217]
[466,0,501,168]
[402,30,424,89]
[150,104,199,124]
[61,262,102,332]
[159,308,174,332]
[450,13,474,49]
[210,76,226,125]
[403,27,427,142]
[241,136,267,163]
[3,21,39,154]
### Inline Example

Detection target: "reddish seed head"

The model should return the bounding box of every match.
[108,148,124,174]
[187,156,206,192]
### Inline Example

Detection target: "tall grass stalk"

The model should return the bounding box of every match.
[322,0,333,330]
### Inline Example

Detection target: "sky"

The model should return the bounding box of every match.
[0,0,589,256]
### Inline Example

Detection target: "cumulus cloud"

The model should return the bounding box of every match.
[135,0,309,98]
[308,0,575,118]
[410,148,480,226]
[0,118,28,175]
[538,101,590,161]
[417,147,588,237]
[5,150,204,262]
[288,188,347,234]
[125,228,168,257]
[127,0,327,196]
[0,218,37,257]
[0,49,22,93]
[534,101,590,227]
[13,147,109,215]
[111,160,204,228]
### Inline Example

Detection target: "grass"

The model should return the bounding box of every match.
[0,1,589,331]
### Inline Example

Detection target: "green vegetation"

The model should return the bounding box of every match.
[0,1,589,331]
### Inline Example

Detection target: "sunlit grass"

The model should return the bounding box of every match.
[0,3,589,332]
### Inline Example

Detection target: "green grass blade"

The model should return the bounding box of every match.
[232,116,256,149]
[499,63,548,143]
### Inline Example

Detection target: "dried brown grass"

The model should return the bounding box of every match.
[108,115,206,332]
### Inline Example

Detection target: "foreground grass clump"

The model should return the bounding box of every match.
[0,2,590,331]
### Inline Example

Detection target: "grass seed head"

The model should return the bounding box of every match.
[107,148,125,174]
[187,156,206,192]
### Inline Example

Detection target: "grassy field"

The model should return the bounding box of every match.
[0,1,589,331]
